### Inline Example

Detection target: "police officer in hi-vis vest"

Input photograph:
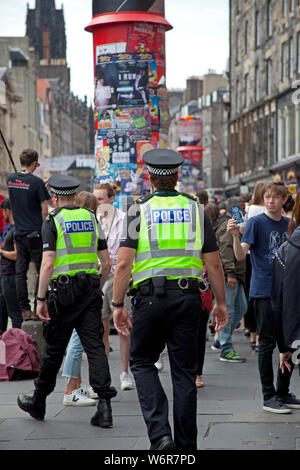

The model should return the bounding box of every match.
[17,175,117,427]
[113,149,228,451]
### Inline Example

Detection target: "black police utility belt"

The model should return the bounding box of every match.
[49,272,101,306]
[129,277,210,298]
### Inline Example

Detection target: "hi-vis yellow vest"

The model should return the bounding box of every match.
[52,207,99,279]
[132,193,204,288]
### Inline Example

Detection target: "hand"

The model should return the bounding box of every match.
[280,351,292,374]
[36,301,51,323]
[113,307,133,337]
[227,218,240,237]
[211,304,228,333]
[227,277,237,290]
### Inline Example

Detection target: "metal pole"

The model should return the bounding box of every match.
[0,127,17,172]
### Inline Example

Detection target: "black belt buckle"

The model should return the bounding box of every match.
[178,277,190,290]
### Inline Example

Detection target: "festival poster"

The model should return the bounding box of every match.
[127,22,156,53]
[136,140,154,166]
[106,129,138,165]
[155,25,166,82]
[120,164,144,196]
[148,87,159,131]
[97,109,114,132]
[96,53,156,110]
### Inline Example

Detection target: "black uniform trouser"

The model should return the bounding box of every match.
[130,288,201,451]
[15,235,43,312]
[34,283,111,398]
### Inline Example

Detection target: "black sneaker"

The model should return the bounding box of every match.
[263,396,291,414]
[280,393,300,409]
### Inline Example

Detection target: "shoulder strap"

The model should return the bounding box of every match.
[179,192,198,202]
[135,193,154,205]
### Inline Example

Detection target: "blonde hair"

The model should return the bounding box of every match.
[75,191,97,214]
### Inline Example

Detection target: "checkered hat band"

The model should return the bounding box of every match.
[50,188,76,196]
[146,165,179,176]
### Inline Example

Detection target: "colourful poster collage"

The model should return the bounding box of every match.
[94,22,169,201]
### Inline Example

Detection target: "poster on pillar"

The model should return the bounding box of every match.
[92,0,165,15]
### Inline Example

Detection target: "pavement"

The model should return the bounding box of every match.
[1,325,300,452]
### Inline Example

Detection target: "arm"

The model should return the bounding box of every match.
[98,248,112,289]
[36,251,55,322]
[112,247,136,336]
[0,242,17,261]
[203,250,228,332]
[227,219,250,261]
[218,225,237,290]
[41,200,49,221]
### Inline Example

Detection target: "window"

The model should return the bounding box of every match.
[236,29,240,64]
[266,60,272,95]
[255,66,260,102]
[267,1,272,38]
[297,32,300,73]
[236,79,241,113]
[283,0,288,16]
[255,11,260,48]
[289,37,294,79]
[282,41,289,81]
[244,73,249,107]
[244,21,248,54]
[290,0,295,12]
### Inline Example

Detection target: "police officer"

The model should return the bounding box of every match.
[113,149,228,451]
[17,175,117,427]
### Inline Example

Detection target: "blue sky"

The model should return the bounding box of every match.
[0,0,229,102]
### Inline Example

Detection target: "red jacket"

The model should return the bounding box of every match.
[0,329,40,381]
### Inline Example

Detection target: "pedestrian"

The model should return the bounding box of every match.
[271,190,300,378]
[228,182,300,414]
[61,191,110,406]
[93,183,134,391]
[0,198,22,332]
[17,175,117,427]
[7,149,50,321]
[213,197,248,363]
[113,149,228,451]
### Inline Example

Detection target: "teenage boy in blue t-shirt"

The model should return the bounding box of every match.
[227,182,300,414]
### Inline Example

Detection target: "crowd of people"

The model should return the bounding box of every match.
[1,146,300,450]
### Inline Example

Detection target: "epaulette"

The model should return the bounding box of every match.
[46,207,62,220]
[179,192,198,202]
[135,193,154,205]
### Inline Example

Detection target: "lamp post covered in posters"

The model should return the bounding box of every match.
[85,0,172,205]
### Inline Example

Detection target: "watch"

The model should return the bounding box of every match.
[36,296,46,302]
[112,301,124,308]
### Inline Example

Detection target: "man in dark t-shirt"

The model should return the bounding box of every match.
[7,149,50,321]
[0,199,22,333]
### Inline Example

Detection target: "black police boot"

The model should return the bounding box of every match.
[91,399,113,428]
[90,386,117,428]
[17,391,46,421]
[150,435,176,451]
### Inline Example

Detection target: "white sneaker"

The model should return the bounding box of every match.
[80,384,98,399]
[155,356,164,371]
[63,388,97,406]
[120,372,134,390]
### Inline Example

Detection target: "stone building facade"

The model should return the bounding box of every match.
[0,68,21,196]
[229,0,300,193]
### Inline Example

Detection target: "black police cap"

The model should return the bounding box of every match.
[143,149,184,176]
[48,175,80,196]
